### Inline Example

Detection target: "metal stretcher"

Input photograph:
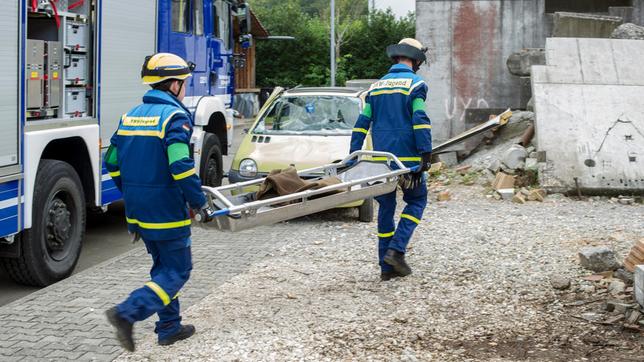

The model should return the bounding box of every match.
[198,151,416,232]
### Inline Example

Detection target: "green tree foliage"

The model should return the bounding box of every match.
[250,0,415,87]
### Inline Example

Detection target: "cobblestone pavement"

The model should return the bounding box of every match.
[0,223,300,361]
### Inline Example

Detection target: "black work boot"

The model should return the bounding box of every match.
[159,324,196,346]
[380,270,400,281]
[383,249,412,277]
[105,307,135,352]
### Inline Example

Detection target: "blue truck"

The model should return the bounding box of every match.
[0,0,251,286]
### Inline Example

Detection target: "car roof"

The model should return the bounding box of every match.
[283,87,365,97]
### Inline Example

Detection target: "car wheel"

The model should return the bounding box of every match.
[200,133,223,187]
[358,197,374,222]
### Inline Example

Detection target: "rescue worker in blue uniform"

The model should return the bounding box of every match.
[350,39,432,281]
[104,53,210,351]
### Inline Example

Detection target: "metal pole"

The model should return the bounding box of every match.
[330,0,336,86]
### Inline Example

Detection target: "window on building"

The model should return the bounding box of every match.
[172,0,190,33]
[194,0,204,36]
[545,0,632,14]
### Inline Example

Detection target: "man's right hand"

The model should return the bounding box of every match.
[192,203,214,223]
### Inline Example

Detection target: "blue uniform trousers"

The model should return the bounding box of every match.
[375,176,428,272]
[116,237,192,341]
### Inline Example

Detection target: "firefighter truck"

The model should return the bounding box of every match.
[0,0,250,286]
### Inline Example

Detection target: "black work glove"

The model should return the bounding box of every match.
[192,202,215,223]
[418,152,432,173]
[399,153,431,190]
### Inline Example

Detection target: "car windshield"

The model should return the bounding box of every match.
[252,95,361,135]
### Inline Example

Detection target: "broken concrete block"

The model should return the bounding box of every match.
[492,172,515,191]
[437,191,451,202]
[615,268,634,285]
[437,152,458,167]
[609,280,626,295]
[506,48,546,77]
[549,275,571,290]
[501,144,527,170]
[429,162,444,174]
[512,193,526,204]
[486,159,501,173]
[525,158,538,170]
[553,12,622,38]
[527,189,546,202]
[627,310,642,324]
[606,301,635,314]
[497,188,514,200]
[611,23,644,40]
[579,246,621,272]
[618,197,635,205]
[635,266,644,307]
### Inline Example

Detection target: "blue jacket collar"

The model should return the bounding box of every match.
[142,89,191,115]
[388,63,414,74]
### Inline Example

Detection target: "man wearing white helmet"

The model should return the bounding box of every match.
[350,38,432,281]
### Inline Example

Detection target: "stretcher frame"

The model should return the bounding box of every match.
[199,151,414,232]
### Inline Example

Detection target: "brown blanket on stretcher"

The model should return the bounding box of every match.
[256,167,344,202]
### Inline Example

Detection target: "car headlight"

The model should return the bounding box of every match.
[239,159,258,177]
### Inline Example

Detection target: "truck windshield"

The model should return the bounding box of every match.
[253,95,361,135]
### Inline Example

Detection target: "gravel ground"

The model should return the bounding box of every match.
[116,185,644,361]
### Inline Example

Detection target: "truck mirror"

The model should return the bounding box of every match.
[237,4,252,35]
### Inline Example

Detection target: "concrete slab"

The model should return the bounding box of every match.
[532,38,644,193]
[553,12,623,38]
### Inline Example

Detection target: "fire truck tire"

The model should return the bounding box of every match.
[0,160,85,287]
[200,133,223,187]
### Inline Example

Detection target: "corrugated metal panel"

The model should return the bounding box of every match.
[0,2,19,167]
[100,0,156,144]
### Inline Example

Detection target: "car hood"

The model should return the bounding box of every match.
[234,134,351,172]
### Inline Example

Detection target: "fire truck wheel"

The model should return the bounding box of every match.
[1,160,85,287]
[200,133,223,187]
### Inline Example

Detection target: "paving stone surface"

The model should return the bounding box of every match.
[0,223,297,361]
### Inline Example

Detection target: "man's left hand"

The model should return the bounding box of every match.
[418,152,432,173]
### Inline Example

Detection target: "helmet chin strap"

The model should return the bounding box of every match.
[170,80,185,98]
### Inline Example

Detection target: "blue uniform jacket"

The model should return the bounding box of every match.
[105,90,206,241]
[350,64,432,167]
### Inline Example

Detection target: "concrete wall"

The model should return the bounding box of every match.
[532,38,644,193]
[415,0,549,144]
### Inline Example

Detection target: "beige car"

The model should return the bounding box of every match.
[228,87,374,221]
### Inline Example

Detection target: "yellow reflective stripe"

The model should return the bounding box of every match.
[353,128,368,135]
[370,89,410,96]
[116,111,183,138]
[159,111,181,139]
[372,156,421,162]
[172,168,196,180]
[126,217,191,229]
[145,282,171,306]
[117,129,163,137]
[108,170,121,177]
[378,231,395,238]
[413,124,432,130]
[173,293,180,300]
[401,214,421,224]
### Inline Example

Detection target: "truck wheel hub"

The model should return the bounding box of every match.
[47,198,72,250]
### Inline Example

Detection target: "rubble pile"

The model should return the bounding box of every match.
[611,23,644,40]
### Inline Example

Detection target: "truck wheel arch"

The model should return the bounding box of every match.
[23,127,100,229]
